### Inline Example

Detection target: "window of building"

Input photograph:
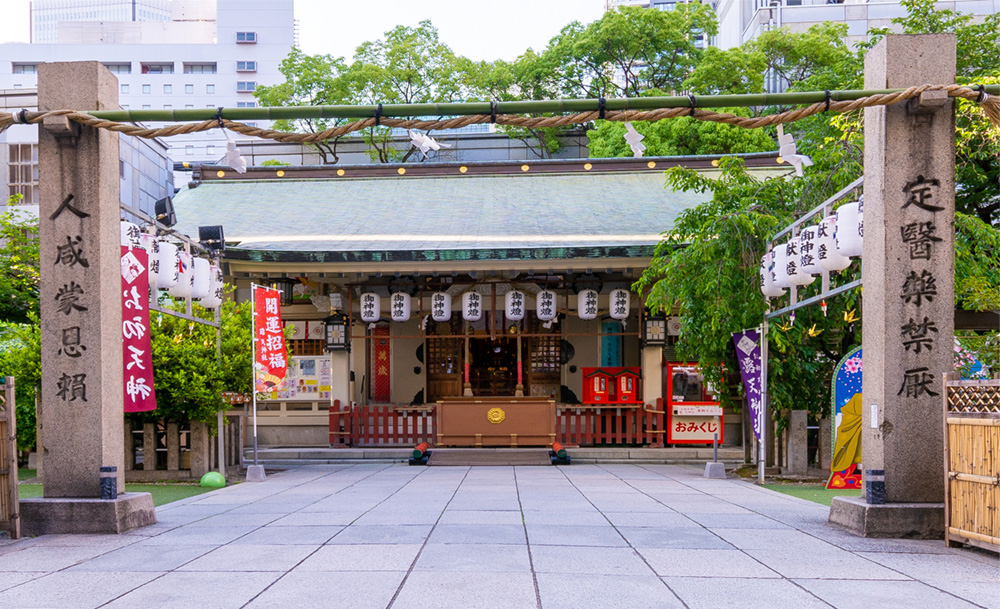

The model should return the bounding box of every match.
[121,104,129,109]
[185,104,194,109]
[103,63,131,74]
[163,84,172,94]
[236,81,256,93]
[237,101,257,108]
[185,84,194,94]
[140,63,174,74]
[8,143,39,205]
[236,61,257,72]
[121,84,129,94]
[142,84,151,94]
[206,84,215,94]
[236,32,257,43]
[163,104,172,109]
[185,145,194,155]
[206,145,215,156]
[183,63,217,74]
[12,63,38,74]
[142,104,151,109]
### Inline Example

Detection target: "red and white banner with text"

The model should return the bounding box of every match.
[120,246,157,412]
[254,286,288,392]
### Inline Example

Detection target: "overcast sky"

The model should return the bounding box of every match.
[0,0,606,61]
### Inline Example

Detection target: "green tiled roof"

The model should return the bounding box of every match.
[172,168,712,260]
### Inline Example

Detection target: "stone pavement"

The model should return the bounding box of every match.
[0,464,996,609]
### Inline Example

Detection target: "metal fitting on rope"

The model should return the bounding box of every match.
[374,103,383,127]
[824,90,832,112]
[12,109,30,124]
[598,97,606,120]
[687,94,697,116]
[490,101,497,124]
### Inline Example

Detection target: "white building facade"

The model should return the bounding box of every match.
[2,0,294,175]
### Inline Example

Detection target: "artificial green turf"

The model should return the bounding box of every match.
[764,484,862,506]
[16,483,215,506]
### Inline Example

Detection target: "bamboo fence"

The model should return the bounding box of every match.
[0,377,20,539]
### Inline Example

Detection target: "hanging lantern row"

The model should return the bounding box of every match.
[120,221,223,310]
[357,288,633,322]
[759,199,863,298]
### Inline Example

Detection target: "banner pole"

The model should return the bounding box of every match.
[758,321,768,485]
[250,283,259,467]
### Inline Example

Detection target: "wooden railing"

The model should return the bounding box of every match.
[329,398,668,448]
[0,376,20,539]
[944,373,1000,553]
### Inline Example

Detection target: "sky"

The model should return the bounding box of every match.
[0,0,606,61]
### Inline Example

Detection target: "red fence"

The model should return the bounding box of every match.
[330,398,668,448]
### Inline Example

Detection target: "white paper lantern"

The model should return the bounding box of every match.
[168,251,193,298]
[817,216,851,272]
[577,288,599,321]
[157,241,179,289]
[536,289,557,321]
[798,226,821,276]
[504,290,526,321]
[190,258,211,299]
[139,234,160,286]
[786,239,816,286]
[609,288,630,320]
[199,264,224,309]
[462,291,483,322]
[359,292,381,323]
[390,292,411,322]
[119,221,141,248]
[760,252,786,298]
[430,292,452,322]
[771,245,793,289]
[835,201,863,258]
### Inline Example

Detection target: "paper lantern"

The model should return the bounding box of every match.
[760,251,786,298]
[139,234,160,286]
[157,241,179,289]
[190,258,211,299]
[609,288,630,320]
[504,290,526,321]
[798,227,821,276]
[817,216,851,272]
[431,292,452,322]
[786,239,816,286]
[835,201,863,258]
[359,292,380,323]
[577,288,598,320]
[536,289,557,321]
[462,291,483,322]
[168,251,194,298]
[771,245,793,289]
[390,292,411,322]
[199,264,224,309]
[120,221,141,248]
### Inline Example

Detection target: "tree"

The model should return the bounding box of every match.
[588,109,775,158]
[345,20,463,163]
[254,48,352,164]
[0,197,40,324]
[0,317,40,451]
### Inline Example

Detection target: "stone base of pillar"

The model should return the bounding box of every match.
[463,383,473,397]
[703,462,726,479]
[20,493,156,536]
[246,464,266,482]
[829,496,944,539]
[514,384,524,397]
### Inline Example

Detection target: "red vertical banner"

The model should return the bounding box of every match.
[371,326,391,403]
[121,246,157,412]
[254,286,287,392]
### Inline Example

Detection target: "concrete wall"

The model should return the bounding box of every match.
[391,317,425,405]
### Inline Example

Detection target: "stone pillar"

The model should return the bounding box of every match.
[166,422,180,471]
[830,35,954,538]
[640,347,662,405]
[819,417,832,471]
[21,62,155,535]
[142,423,156,471]
[37,62,125,497]
[190,421,210,478]
[786,409,808,475]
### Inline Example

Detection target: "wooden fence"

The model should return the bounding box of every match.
[944,373,999,553]
[329,398,669,448]
[0,377,19,539]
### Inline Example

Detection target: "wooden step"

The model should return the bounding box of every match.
[426,449,551,466]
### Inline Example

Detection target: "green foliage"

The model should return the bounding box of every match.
[588,111,775,158]
[260,159,291,167]
[0,198,40,324]
[0,318,40,451]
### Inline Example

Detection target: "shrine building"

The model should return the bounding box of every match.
[172,153,780,449]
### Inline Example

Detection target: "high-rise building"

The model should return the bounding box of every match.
[1,0,294,183]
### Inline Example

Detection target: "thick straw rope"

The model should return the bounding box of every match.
[1,85,996,143]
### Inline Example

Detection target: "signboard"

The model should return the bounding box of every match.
[666,363,724,444]
[828,346,863,489]
[120,244,156,412]
[260,356,332,401]
[253,286,288,392]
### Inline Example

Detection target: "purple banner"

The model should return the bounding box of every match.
[733,329,763,441]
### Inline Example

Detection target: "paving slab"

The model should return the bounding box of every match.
[244,571,406,609]
[427,523,526,545]
[415,543,532,572]
[295,544,421,571]
[391,571,537,609]
[640,548,780,578]
[531,546,650,575]
[326,524,433,545]
[537,573,684,609]
[663,576,832,609]
[796,578,983,609]
[65,542,214,572]
[527,524,628,547]
[0,571,160,609]
[178,543,316,572]
[101,571,283,609]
